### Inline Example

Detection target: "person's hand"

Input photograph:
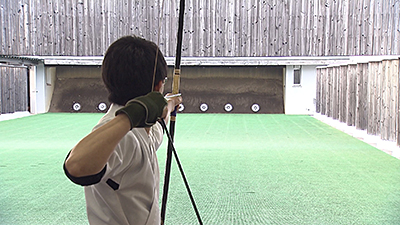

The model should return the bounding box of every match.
[163,93,183,118]
[116,92,167,129]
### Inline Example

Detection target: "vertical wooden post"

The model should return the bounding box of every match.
[397,58,400,145]
[356,63,363,130]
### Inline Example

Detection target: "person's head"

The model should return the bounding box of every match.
[102,35,167,105]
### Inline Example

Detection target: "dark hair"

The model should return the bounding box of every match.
[101,35,167,105]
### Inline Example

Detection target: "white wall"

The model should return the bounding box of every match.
[284,65,317,115]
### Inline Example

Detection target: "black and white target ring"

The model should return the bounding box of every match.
[72,102,81,111]
[224,103,233,112]
[200,103,208,112]
[98,102,107,111]
[178,103,185,112]
[251,103,260,113]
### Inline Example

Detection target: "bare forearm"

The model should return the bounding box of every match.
[65,114,131,177]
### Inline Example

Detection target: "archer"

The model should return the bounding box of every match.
[63,35,182,225]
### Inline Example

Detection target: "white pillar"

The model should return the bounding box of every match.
[29,63,46,114]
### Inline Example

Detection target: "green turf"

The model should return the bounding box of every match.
[1,113,400,224]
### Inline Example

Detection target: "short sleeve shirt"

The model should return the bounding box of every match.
[84,104,164,225]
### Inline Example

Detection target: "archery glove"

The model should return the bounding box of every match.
[115,92,167,129]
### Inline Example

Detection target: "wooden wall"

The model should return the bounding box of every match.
[316,58,400,142]
[0,0,399,57]
[0,66,28,114]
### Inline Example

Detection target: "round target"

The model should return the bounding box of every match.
[200,103,208,112]
[72,102,81,111]
[224,103,233,112]
[251,103,260,113]
[178,103,185,112]
[98,102,107,111]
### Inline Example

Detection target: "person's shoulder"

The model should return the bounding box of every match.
[93,104,123,131]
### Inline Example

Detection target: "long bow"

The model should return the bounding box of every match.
[160,0,202,224]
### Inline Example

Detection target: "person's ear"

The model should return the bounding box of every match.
[153,80,164,92]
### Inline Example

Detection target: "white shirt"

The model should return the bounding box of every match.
[84,104,163,225]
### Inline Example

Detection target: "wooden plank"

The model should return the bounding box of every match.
[76,0,84,55]
[361,63,369,130]
[52,0,60,55]
[58,0,66,55]
[368,62,375,134]
[394,2,400,54]
[337,65,343,121]
[91,0,101,55]
[6,67,14,113]
[305,0,312,55]
[385,0,393,54]
[360,0,368,54]
[346,64,354,126]
[47,0,54,55]
[347,0,355,55]
[375,0,383,55]
[299,0,306,55]
[295,0,302,55]
[278,0,287,56]
[355,0,363,55]
[367,62,375,134]
[83,0,91,55]
[380,0,389,54]
[325,67,330,116]
[286,0,294,55]
[331,0,338,55]
[321,68,327,115]
[0,2,4,54]
[324,0,331,55]
[339,65,348,123]
[9,1,17,54]
[310,0,317,56]
[351,64,358,126]
[272,0,280,56]
[19,1,27,54]
[64,0,73,55]
[368,0,376,55]
[355,63,363,129]
[101,0,109,54]
[376,61,383,135]
[316,0,323,56]
[316,68,321,113]
[1,68,6,113]
[333,66,339,119]
[14,69,24,111]
[389,59,398,140]
[28,0,35,54]
[327,67,333,117]
[226,0,234,56]
[381,60,390,140]
[397,58,400,145]
[332,66,337,119]
[0,68,4,113]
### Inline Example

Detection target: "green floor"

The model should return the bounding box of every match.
[1,113,400,224]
